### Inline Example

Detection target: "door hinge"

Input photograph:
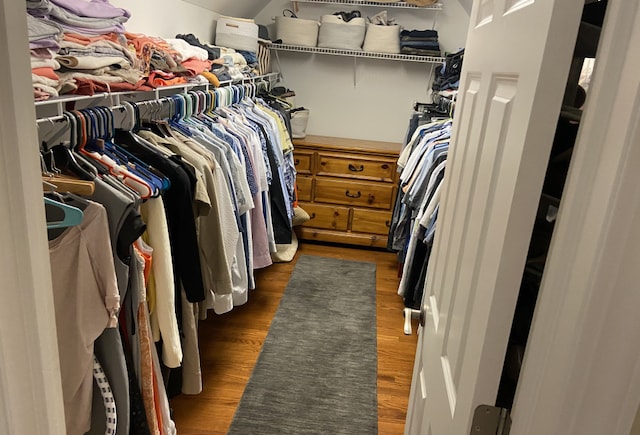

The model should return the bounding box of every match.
[470,405,511,434]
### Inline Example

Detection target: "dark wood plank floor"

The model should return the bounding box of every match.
[170,242,419,434]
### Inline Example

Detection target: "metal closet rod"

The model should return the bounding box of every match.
[36,104,128,125]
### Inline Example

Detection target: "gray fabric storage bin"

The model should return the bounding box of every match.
[363,23,400,54]
[276,15,319,47]
[317,15,366,50]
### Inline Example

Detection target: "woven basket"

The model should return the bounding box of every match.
[276,15,319,47]
[317,15,366,50]
[363,24,400,54]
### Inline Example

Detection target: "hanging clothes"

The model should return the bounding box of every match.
[48,201,120,435]
[388,118,452,310]
[41,79,298,433]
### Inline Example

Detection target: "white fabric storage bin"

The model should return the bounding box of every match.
[276,16,319,47]
[216,16,259,52]
[363,24,400,54]
[317,15,366,50]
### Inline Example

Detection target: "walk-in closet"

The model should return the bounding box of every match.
[2,0,640,434]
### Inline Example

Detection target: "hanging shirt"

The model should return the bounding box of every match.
[48,201,120,435]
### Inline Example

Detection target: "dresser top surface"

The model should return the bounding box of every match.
[293,135,401,156]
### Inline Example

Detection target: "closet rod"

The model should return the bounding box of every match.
[36,104,129,124]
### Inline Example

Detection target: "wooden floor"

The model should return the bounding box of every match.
[170,242,419,434]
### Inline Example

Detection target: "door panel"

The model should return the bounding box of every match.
[405,0,583,433]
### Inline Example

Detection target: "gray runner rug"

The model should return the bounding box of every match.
[228,255,378,435]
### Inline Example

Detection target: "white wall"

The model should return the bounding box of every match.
[181,0,271,19]
[110,0,221,42]
[107,0,470,143]
[255,1,470,142]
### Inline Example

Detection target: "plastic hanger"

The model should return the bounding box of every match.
[97,106,165,197]
[75,109,153,199]
[44,196,84,229]
[168,95,193,137]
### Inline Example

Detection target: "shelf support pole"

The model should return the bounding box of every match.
[353,56,357,87]
[274,50,285,80]
[427,63,435,101]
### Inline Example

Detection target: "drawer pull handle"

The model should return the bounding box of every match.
[345,190,362,199]
[385,220,390,227]
[348,163,364,172]
[381,164,389,170]
[295,159,300,165]
[310,212,316,219]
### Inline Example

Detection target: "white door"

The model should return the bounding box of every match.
[405,1,583,433]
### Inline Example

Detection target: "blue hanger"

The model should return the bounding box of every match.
[98,106,167,196]
[169,95,193,137]
[45,196,84,229]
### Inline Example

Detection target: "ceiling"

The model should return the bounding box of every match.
[181,0,272,18]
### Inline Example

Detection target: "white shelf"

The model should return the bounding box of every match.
[271,44,444,63]
[35,72,281,118]
[292,0,443,10]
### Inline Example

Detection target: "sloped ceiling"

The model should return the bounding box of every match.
[181,0,272,18]
[458,0,473,14]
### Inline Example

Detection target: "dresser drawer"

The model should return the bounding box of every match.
[317,152,396,182]
[315,178,393,210]
[298,202,349,231]
[293,151,313,175]
[296,176,313,202]
[352,209,393,235]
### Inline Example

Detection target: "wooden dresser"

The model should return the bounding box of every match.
[293,135,401,248]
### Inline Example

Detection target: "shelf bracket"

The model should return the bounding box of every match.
[274,49,285,81]
[353,56,357,87]
[427,63,436,101]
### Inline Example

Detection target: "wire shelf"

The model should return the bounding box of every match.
[34,72,281,117]
[270,44,444,63]
[292,0,443,10]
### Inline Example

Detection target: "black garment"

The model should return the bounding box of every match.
[433,49,464,91]
[262,126,292,244]
[581,0,608,27]
[402,226,432,309]
[176,33,221,60]
[117,209,147,264]
[115,130,206,303]
[400,29,438,39]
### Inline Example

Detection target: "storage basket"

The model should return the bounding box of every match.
[276,13,319,47]
[317,15,366,50]
[406,0,439,5]
[216,16,259,52]
[363,24,400,54]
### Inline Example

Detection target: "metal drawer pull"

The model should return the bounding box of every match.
[345,190,361,198]
[295,158,300,165]
[348,163,364,172]
[310,212,316,219]
[385,220,390,227]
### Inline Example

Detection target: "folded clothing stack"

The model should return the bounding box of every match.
[400,29,441,57]
[27,0,135,99]
[27,0,130,36]
[26,0,264,100]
